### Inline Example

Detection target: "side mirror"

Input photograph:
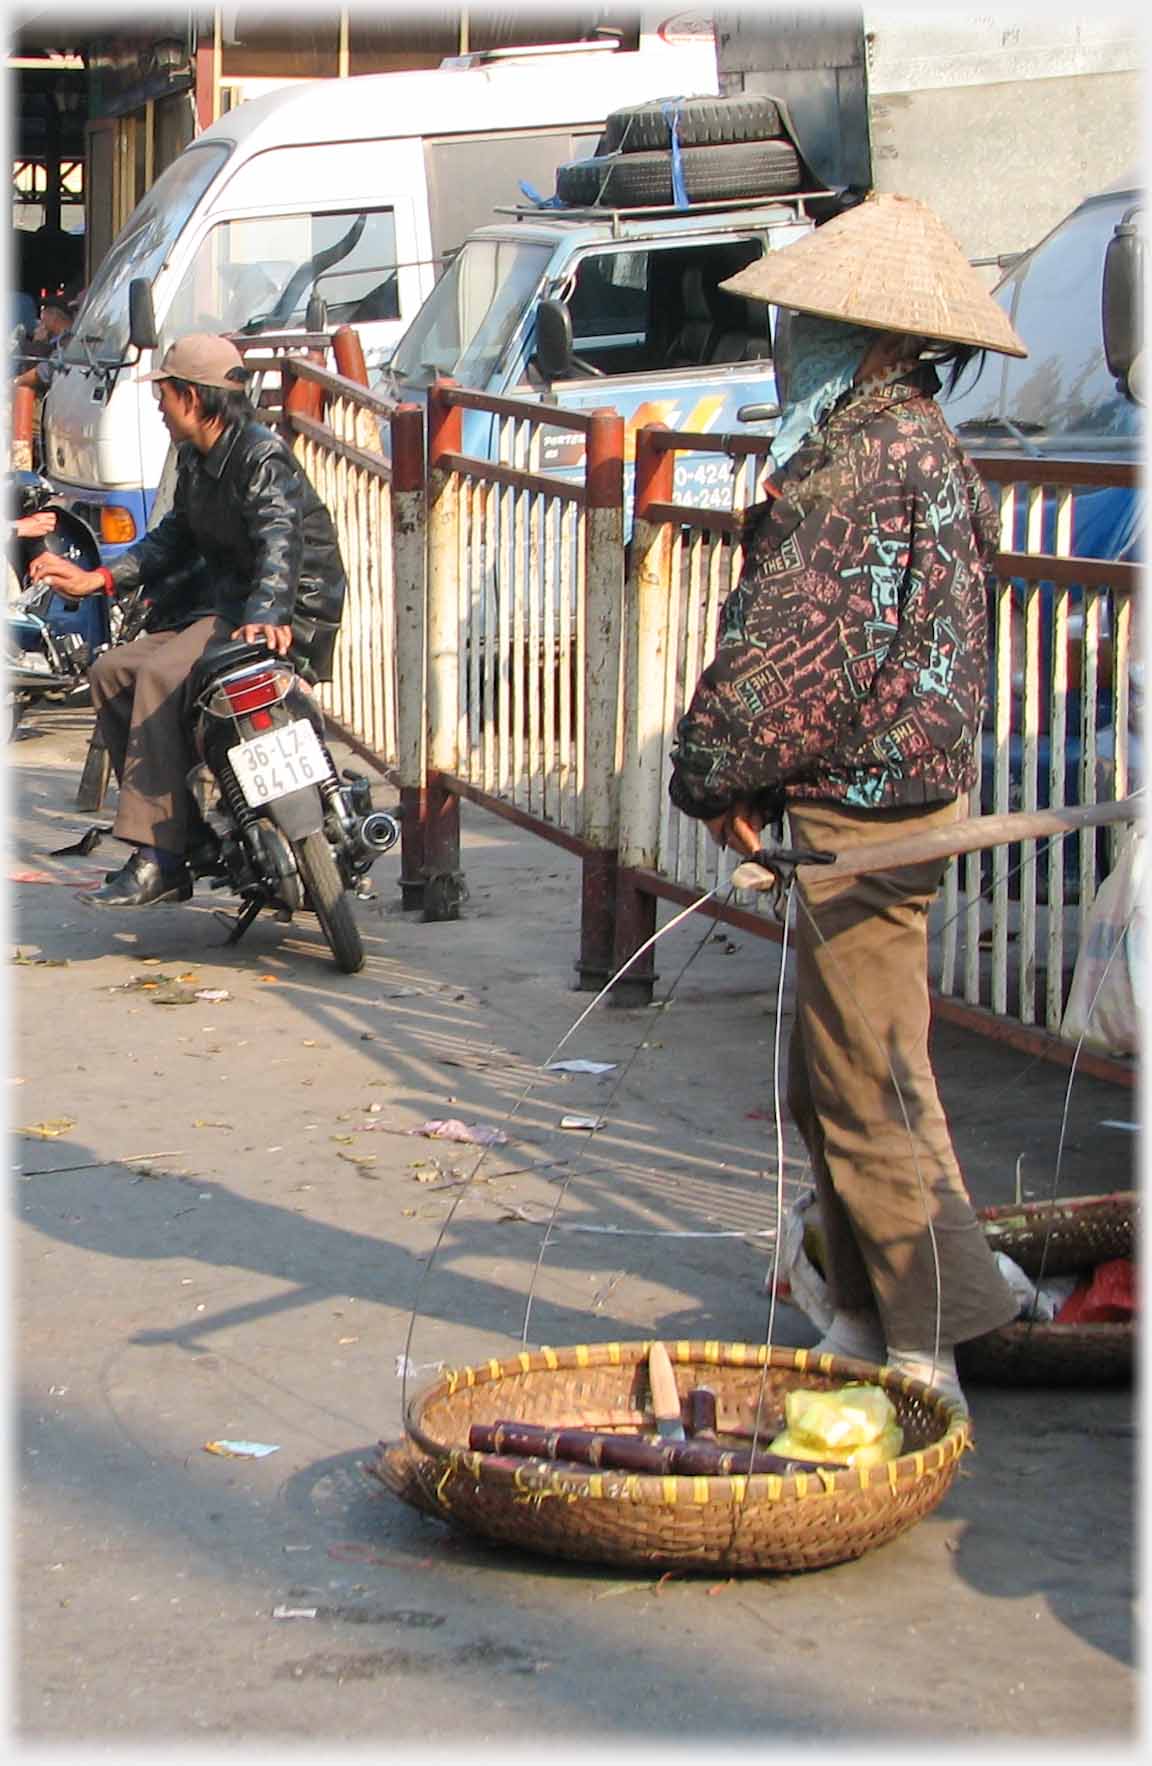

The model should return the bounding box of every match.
[128,278,159,350]
[1102,206,1143,399]
[534,299,574,381]
[305,292,328,335]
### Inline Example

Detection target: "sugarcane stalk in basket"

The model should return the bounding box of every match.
[465,1421,841,1477]
[688,1385,719,1439]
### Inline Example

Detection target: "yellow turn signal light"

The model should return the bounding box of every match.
[100,507,137,544]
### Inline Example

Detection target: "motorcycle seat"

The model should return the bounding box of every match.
[188,637,286,701]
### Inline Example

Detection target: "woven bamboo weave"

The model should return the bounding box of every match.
[958,1193,1137,1386]
[369,1341,969,1573]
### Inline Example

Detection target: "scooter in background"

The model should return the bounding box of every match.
[7,472,105,735]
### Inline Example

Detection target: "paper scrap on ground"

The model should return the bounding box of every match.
[545,1060,617,1075]
[20,1118,75,1139]
[203,1440,280,1458]
[395,1355,445,1379]
[195,989,231,1003]
[560,1115,603,1131]
[408,1119,508,1147]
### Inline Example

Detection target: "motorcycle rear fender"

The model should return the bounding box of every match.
[264,785,326,842]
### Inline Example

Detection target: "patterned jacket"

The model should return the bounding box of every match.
[668,368,1000,819]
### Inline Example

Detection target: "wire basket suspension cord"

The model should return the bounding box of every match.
[764,880,793,1353]
[1025,900,1140,1320]
[521,884,731,1346]
[728,878,795,1520]
[399,884,720,1421]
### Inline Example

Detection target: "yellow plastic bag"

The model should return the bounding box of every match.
[769,1383,903,1466]
[769,1420,904,1468]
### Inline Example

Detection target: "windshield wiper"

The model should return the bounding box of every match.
[954,415,1044,455]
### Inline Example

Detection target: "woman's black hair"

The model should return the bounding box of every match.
[167,370,255,424]
[924,341,988,397]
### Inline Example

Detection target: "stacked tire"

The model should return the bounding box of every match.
[554,95,803,209]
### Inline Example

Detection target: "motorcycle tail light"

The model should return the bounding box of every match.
[223,670,280,713]
[247,708,274,731]
[203,665,294,720]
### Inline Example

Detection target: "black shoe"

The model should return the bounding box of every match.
[103,827,219,882]
[81,850,193,907]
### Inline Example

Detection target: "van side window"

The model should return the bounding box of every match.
[530,237,770,381]
[165,208,400,338]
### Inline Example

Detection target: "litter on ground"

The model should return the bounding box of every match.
[203,1440,280,1459]
[407,1119,508,1147]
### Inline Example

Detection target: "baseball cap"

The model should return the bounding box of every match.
[143,332,250,389]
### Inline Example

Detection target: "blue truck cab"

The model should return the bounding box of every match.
[375,195,818,505]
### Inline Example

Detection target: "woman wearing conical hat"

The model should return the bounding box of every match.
[669,194,1029,1409]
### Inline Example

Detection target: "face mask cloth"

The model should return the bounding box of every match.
[770,313,877,469]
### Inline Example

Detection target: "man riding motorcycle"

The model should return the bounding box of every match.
[28,331,346,907]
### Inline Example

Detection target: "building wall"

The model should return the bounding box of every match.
[865,13,1144,258]
[717,10,1143,262]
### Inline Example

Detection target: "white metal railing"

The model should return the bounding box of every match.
[280,358,1137,1058]
[423,386,625,855]
[279,363,398,762]
[619,430,1140,1042]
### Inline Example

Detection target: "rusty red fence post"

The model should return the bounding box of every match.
[610,424,675,1006]
[423,378,464,921]
[331,324,369,387]
[280,355,324,429]
[575,406,626,990]
[390,401,429,910]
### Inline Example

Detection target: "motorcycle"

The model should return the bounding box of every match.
[183,635,400,974]
[7,472,106,735]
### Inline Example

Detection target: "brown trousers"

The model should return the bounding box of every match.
[785,797,1018,1349]
[88,616,230,852]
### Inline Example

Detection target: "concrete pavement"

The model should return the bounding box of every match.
[9,704,1138,1750]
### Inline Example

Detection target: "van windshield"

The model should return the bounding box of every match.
[63,143,230,366]
[389,237,553,389]
[942,190,1142,451]
[163,208,401,341]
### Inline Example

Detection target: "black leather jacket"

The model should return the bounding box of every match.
[107,418,346,680]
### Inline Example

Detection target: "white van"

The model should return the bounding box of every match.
[43,16,717,557]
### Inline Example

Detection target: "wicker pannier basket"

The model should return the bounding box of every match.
[369,1340,969,1574]
[957,1192,1137,1386]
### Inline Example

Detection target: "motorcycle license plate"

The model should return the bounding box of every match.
[227,719,327,807]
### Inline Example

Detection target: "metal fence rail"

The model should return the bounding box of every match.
[612,427,1139,1068]
[279,355,399,762]
[273,358,1136,1079]
[418,383,626,973]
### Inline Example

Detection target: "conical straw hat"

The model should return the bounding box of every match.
[722,192,1027,358]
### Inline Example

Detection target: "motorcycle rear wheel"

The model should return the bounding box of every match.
[292,830,364,974]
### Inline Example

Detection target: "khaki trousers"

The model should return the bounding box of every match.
[785,797,1018,1349]
[88,616,229,853]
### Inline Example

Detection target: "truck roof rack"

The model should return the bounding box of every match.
[440,33,624,69]
[493,191,828,234]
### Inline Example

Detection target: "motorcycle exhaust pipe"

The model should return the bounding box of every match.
[353,810,401,859]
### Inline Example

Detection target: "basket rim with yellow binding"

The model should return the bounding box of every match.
[402,1338,970,1507]
[960,1190,1137,1383]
